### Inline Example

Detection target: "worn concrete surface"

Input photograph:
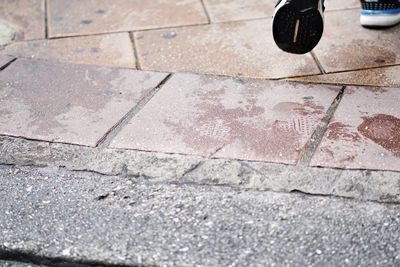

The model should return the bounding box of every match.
[0,21,18,48]
[0,164,400,267]
[1,135,399,203]
[0,261,46,267]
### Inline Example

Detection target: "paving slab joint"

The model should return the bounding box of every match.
[200,0,212,24]
[44,0,49,39]
[297,86,345,166]
[0,57,17,71]
[310,51,326,74]
[129,32,141,70]
[97,73,173,148]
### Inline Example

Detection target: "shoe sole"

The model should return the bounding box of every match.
[273,0,323,54]
[360,12,400,27]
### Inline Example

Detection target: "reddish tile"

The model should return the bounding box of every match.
[110,74,341,164]
[1,33,136,68]
[290,65,400,87]
[135,19,320,79]
[0,59,168,146]
[203,0,274,22]
[314,9,400,73]
[311,86,400,172]
[48,0,208,37]
[0,0,45,41]
[0,55,14,69]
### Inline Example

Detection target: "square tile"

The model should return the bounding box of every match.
[111,73,341,164]
[135,19,320,79]
[325,0,359,11]
[290,66,400,87]
[202,0,359,23]
[314,9,400,73]
[311,86,400,172]
[203,0,274,22]
[0,0,45,41]
[1,33,136,68]
[0,59,168,146]
[0,55,14,69]
[48,0,208,37]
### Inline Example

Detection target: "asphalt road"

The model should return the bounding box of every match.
[0,165,399,267]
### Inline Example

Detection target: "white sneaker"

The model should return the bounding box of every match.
[360,0,400,27]
[272,0,325,54]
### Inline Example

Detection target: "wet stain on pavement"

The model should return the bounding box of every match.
[163,85,329,160]
[80,19,93,25]
[358,114,400,157]
[326,122,362,142]
[273,101,325,116]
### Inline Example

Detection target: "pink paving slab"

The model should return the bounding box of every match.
[111,74,341,164]
[312,86,400,172]
[0,59,168,146]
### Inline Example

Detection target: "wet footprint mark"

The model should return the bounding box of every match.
[357,114,400,157]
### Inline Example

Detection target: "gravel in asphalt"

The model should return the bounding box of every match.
[0,165,399,267]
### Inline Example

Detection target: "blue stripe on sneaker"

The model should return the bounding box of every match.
[360,8,400,15]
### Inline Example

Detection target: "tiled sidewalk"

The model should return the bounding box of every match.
[0,0,399,173]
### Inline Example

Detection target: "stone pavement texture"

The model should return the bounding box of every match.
[0,0,399,266]
[110,74,340,164]
[1,33,136,68]
[0,58,167,146]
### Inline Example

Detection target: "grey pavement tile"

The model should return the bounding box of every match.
[203,0,275,22]
[0,58,168,146]
[311,86,400,172]
[0,33,136,68]
[111,74,341,164]
[314,9,400,73]
[0,165,400,266]
[135,19,321,79]
[203,0,359,23]
[0,0,45,41]
[0,55,15,68]
[325,0,360,11]
[48,0,208,37]
[290,65,400,87]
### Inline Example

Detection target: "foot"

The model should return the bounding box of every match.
[360,0,400,28]
[272,0,325,54]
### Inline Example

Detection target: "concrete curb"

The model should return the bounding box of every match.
[1,135,399,203]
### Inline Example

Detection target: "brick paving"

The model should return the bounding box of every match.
[0,0,399,172]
